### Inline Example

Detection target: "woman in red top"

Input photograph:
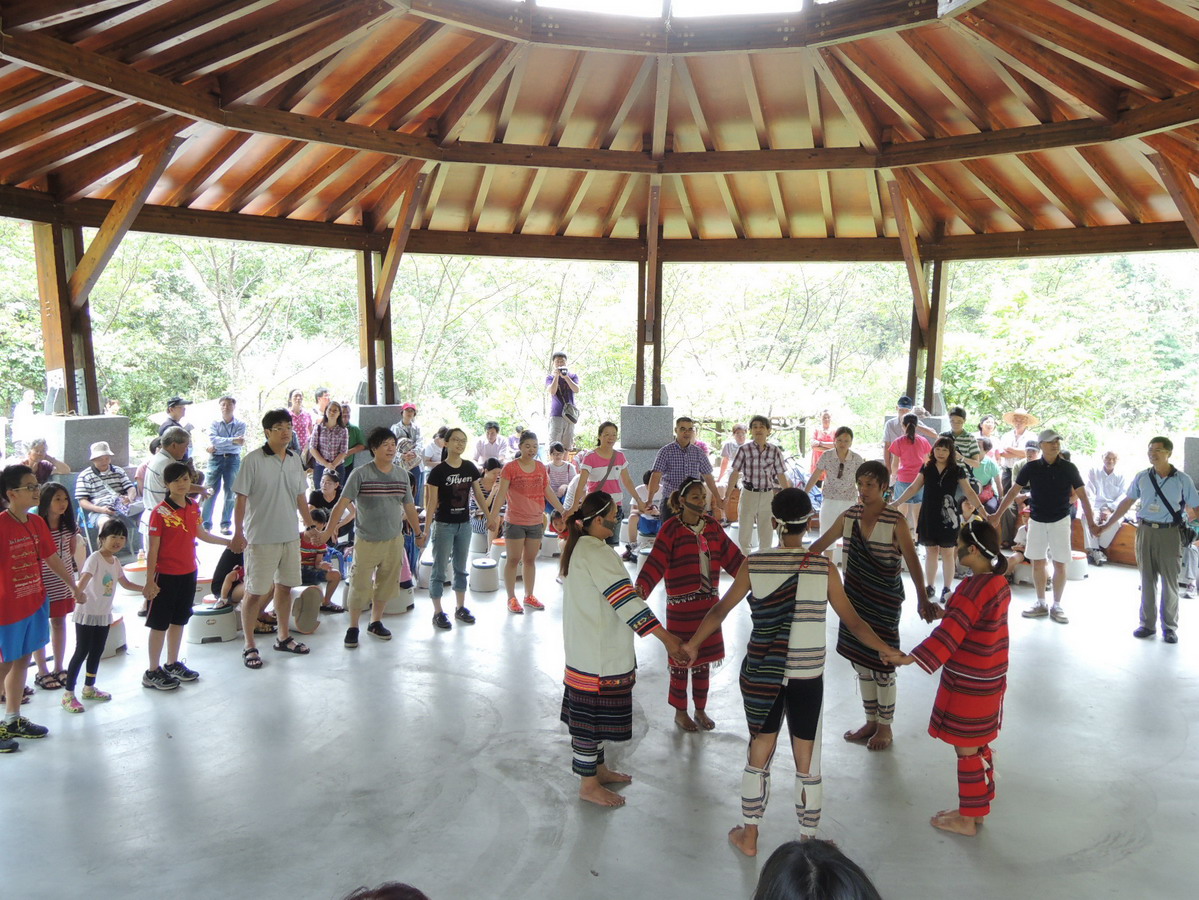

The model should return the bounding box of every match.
[488,431,568,615]
[884,519,1011,836]
[635,477,745,731]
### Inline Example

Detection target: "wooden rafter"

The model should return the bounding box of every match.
[1070,144,1145,223]
[1150,153,1199,248]
[323,157,407,224]
[390,36,499,131]
[912,165,987,234]
[899,29,992,131]
[52,116,193,201]
[1013,152,1090,227]
[885,167,937,241]
[261,147,358,218]
[469,166,494,232]
[650,54,672,161]
[810,48,882,153]
[672,175,699,240]
[374,171,427,320]
[1049,0,1199,72]
[960,158,1039,230]
[67,136,182,308]
[1,0,139,31]
[887,179,930,332]
[493,49,527,143]
[602,173,638,239]
[1,105,164,185]
[160,131,252,207]
[438,42,525,146]
[834,43,938,140]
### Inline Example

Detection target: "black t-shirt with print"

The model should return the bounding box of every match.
[426,460,482,524]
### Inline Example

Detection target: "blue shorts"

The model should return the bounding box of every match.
[895,480,924,504]
[0,600,51,663]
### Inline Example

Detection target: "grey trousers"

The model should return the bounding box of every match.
[548,415,575,452]
[1137,525,1182,631]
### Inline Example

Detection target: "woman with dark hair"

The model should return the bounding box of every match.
[309,400,348,489]
[752,839,883,900]
[470,457,503,550]
[680,488,892,854]
[286,388,312,455]
[809,460,929,752]
[32,482,83,691]
[559,490,681,807]
[308,469,354,545]
[569,422,644,542]
[892,437,985,604]
[883,519,1011,836]
[805,425,864,551]
[636,477,745,732]
[887,413,931,531]
[340,883,428,900]
[488,431,567,614]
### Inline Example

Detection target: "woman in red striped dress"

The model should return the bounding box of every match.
[884,519,1011,836]
[636,477,745,731]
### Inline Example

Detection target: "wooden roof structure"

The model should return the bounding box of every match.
[3,0,1199,412]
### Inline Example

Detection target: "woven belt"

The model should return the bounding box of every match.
[1138,521,1176,529]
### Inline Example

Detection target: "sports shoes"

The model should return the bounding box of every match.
[1049,605,1069,624]
[4,716,49,739]
[1133,626,1154,639]
[454,606,476,624]
[507,596,524,614]
[621,547,637,562]
[925,585,936,600]
[1022,603,1049,619]
[142,667,180,691]
[344,627,359,649]
[524,595,545,610]
[82,686,111,701]
[164,661,199,682]
[1183,583,1197,600]
[940,587,951,604]
[1163,629,1178,644]
[0,735,17,753]
[62,692,85,714]
[366,621,392,641]
[433,612,452,630]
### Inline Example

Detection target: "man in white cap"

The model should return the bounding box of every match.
[990,428,1096,624]
[75,441,141,550]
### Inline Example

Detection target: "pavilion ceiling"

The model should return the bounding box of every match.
[1,0,1199,261]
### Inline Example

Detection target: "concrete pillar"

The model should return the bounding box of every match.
[43,415,131,471]
[352,404,404,467]
[620,404,674,507]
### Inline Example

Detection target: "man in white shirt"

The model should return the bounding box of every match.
[1084,450,1128,564]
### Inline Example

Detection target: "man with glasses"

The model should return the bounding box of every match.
[1096,437,1199,644]
[725,415,792,554]
[647,417,723,519]
[231,410,318,669]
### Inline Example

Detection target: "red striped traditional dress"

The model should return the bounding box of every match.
[635,514,744,666]
[910,572,1010,747]
[836,504,904,673]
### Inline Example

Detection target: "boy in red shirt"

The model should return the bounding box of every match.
[1,465,83,752]
[142,462,230,691]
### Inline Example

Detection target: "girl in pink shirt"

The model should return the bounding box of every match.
[888,414,931,531]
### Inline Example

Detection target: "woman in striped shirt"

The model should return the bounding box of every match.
[680,489,891,856]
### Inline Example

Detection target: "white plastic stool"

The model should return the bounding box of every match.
[470,558,499,592]
[470,531,489,554]
[489,538,506,563]
[1014,561,1034,585]
[418,558,434,589]
[290,585,322,634]
[1066,551,1088,581]
[193,577,213,604]
[385,585,415,615]
[501,552,523,579]
[187,603,239,644]
[540,532,558,558]
[101,616,127,659]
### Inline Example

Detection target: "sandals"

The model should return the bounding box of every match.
[258,612,278,625]
[34,672,63,690]
[212,597,239,610]
[319,603,345,613]
[273,637,310,654]
[242,647,263,669]
[253,621,277,635]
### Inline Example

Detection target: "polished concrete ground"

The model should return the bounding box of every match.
[5,539,1197,900]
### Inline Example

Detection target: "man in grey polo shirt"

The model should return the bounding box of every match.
[231,409,316,668]
[1098,436,1199,644]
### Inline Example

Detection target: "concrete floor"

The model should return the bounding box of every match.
[6,538,1197,900]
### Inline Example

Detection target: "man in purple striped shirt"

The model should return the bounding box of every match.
[647,417,723,517]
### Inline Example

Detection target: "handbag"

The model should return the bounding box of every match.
[1147,469,1192,549]
[562,401,579,424]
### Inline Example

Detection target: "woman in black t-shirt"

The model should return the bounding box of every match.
[421,428,490,630]
[308,470,355,545]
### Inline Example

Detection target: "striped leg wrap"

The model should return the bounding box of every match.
[957,748,992,817]
[797,773,823,837]
[741,765,770,824]
[571,737,604,777]
[853,663,879,722]
[668,665,689,711]
[874,670,896,724]
[691,663,710,711]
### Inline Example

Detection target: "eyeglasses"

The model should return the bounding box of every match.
[13,484,40,493]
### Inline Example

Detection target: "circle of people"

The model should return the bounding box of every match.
[3,374,1198,855]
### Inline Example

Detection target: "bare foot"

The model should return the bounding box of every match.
[728,825,758,857]
[866,724,893,751]
[843,722,877,744]
[580,781,626,807]
[675,710,699,732]
[930,812,978,835]
[596,764,633,785]
[935,807,983,825]
[695,710,716,731]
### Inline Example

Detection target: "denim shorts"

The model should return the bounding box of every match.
[894,480,924,504]
[504,521,545,541]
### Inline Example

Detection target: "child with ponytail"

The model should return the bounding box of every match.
[882,519,1011,836]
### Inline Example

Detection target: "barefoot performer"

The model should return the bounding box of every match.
[808,461,931,752]
[882,520,1011,836]
[635,477,745,732]
[681,489,892,855]
[559,491,683,807]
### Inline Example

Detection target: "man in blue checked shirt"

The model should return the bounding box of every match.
[1098,436,1199,644]
[202,396,247,535]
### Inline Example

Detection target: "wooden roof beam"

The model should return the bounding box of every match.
[368,159,428,231]
[0,105,165,185]
[261,147,358,219]
[960,158,1039,230]
[438,42,525,146]
[1049,0,1199,72]
[834,44,939,140]
[374,171,427,320]
[51,116,193,201]
[493,50,527,144]
[323,157,408,224]
[599,56,655,151]
[887,179,930,333]
[898,29,994,131]
[672,175,700,240]
[1141,134,1199,175]
[0,89,123,157]
[213,141,304,214]
[547,52,589,148]
[1071,144,1146,223]
[1,0,139,31]
[469,166,495,232]
[390,36,499,131]
[1149,153,1199,247]
[912,165,988,234]
[602,173,639,239]
[810,48,883,153]
[552,171,593,237]
[883,167,937,241]
[110,1,278,62]
[67,135,182,308]
[160,131,252,208]
[650,54,672,161]
[1012,153,1090,228]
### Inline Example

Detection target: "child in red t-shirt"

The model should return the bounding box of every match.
[141,462,230,691]
[301,509,343,613]
[1,465,83,751]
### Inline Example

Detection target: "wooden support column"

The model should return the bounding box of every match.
[33,222,100,414]
[364,171,427,405]
[889,179,933,404]
[924,259,949,411]
[634,260,647,406]
[636,175,665,405]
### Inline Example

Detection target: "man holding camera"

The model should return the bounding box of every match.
[546,351,581,451]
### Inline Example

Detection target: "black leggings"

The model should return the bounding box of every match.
[65,624,110,692]
[760,676,823,741]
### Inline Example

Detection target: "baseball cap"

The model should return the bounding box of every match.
[1024,439,1039,449]
[400,402,417,411]
[897,395,913,408]
[167,397,191,409]
[1038,429,1062,443]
